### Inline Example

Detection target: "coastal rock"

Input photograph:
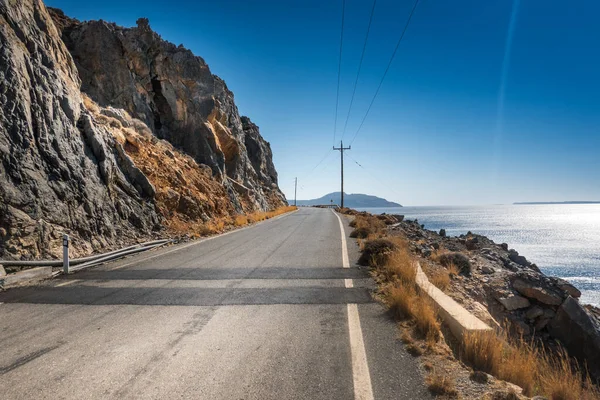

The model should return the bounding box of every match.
[525,306,544,320]
[553,278,581,298]
[508,249,530,267]
[512,279,563,306]
[439,228,446,237]
[495,293,530,311]
[548,296,600,380]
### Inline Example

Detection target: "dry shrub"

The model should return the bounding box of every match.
[234,215,249,226]
[358,239,396,267]
[387,281,416,320]
[350,226,371,238]
[352,215,385,233]
[461,331,600,398]
[427,372,458,397]
[435,251,472,275]
[446,262,460,277]
[461,331,503,377]
[383,248,416,283]
[427,267,451,291]
[413,297,441,343]
[539,347,600,400]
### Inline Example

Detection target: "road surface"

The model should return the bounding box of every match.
[0,208,430,399]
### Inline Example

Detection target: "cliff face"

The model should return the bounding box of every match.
[0,0,285,260]
[49,10,283,211]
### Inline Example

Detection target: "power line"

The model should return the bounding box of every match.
[340,0,377,141]
[333,0,346,145]
[349,0,421,146]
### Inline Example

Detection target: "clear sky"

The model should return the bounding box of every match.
[47,0,600,206]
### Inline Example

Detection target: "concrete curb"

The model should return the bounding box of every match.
[416,262,492,339]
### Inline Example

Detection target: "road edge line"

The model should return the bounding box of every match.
[332,209,375,400]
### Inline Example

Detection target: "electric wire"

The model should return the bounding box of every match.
[340,0,377,141]
[348,0,421,146]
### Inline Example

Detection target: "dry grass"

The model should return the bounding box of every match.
[234,215,249,227]
[388,281,417,320]
[383,248,416,283]
[427,372,458,397]
[461,330,600,398]
[350,215,386,238]
[446,262,460,277]
[383,245,441,345]
[413,298,441,344]
[427,267,451,292]
[246,206,297,223]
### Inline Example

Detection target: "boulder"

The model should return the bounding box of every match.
[512,279,563,306]
[439,228,446,237]
[495,293,530,311]
[508,249,530,267]
[0,265,5,277]
[481,265,495,275]
[553,278,581,298]
[525,306,544,320]
[500,243,509,251]
[548,296,600,380]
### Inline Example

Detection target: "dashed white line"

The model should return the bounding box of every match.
[332,209,375,400]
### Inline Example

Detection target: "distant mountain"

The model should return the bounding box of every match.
[514,201,600,205]
[296,192,402,208]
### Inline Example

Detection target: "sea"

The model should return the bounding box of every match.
[358,205,600,307]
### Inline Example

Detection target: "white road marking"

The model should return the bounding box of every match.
[332,210,375,400]
[55,279,81,287]
[347,303,375,400]
[108,209,299,271]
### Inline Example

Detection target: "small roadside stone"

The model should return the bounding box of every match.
[481,265,495,274]
[0,265,5,277]
[470,370,492,384]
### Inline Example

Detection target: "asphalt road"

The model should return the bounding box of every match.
[0,208,431,399]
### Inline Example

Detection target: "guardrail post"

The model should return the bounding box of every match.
[63,234,69,274]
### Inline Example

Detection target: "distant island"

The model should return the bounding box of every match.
[514,201,600,205]
[296,192,402,208]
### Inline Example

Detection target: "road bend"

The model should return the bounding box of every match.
[0,208,430,399]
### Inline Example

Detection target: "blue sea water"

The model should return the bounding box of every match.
[359,205,600,307]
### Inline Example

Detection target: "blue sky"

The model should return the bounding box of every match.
[47,0,600,206]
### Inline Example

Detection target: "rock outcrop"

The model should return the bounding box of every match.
[49,9,284,211]
[0,0,285,259]
[388,217,600,380]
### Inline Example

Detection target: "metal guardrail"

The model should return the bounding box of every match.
[0,238,172,275]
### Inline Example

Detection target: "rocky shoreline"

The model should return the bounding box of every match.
[344,208,600,382]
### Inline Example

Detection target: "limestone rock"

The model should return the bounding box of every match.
[548,296,600,380]
[495,293,530,311]
[512,279,563,306]
[49,9,286,212]
[0,0,160,259]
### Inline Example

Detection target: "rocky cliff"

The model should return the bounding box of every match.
[0,0,285,260]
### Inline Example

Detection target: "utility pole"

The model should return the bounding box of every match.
[294,177,297,207]
[333,140,351,208]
